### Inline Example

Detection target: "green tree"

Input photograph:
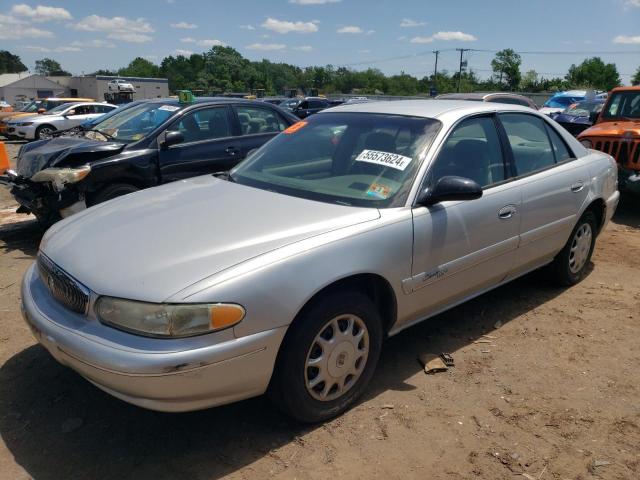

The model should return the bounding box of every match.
[118,57,160,78]
[0,50,27,74]
[90,69,118,76]
[520,70,539,91]
[632,66,640,86]
[34,58,70,76]
[491,48,522,91]
[565,57,620,91]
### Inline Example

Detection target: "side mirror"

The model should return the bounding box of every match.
[416,176,483,206]
[37,108,46,114]
[161,130,184,149]
[65,109,76,117]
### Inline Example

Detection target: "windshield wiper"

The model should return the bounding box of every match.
[213,171,235,182]
[84,128,115,140]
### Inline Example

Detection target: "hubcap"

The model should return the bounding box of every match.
[39,128,53,139]
[304,314,369,402]
[569,223,592,274]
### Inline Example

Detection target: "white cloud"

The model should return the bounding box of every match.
[613,34,640,44]
[11,4,72,22]
[293,45,313,51]
[240,24,255,30]
[170,21,197,29]
[198,39,226,47]
[410,31,477,43]
[175,49,193,56]
[0,15,54,39]
[75,15,154,33]
[625,0,640,6]
[262,17,319,34]
[400,18,426,28]
[337,25,363,34]
[289,0,340,3]
[25,44,81,52]
[180,37,196,43]
[246,43,287,51]
[71,39,116,48]
[108,32,153,43]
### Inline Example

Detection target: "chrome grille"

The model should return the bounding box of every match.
[37,254,89,314]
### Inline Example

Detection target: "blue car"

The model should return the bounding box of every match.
[539,90,606,116]
[549,99,606,137]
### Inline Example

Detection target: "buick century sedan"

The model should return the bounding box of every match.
[22,100,619,422]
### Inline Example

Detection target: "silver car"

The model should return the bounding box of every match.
[21,100,619,422]
[7,102,117,140]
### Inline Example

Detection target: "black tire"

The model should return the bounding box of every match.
[89,183,139,206]
[269,290,383,423]
[35,124,56,140]
[549,211,597,286]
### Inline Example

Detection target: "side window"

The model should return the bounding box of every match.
[545,124,573,163]
[298,101,309,110]
[499,113,556,176]
[309,100,325,109]
[170,107,231,143]
[430,116,505,188]
[236,106,287,135]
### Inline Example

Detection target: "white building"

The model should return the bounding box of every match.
[0,73,66,105]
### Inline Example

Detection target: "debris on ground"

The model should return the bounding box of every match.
[418,353,449,374]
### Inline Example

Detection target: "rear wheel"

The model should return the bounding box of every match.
[269,291,383,423]
[549,211,597,286]
[35,125,56,140]
[89,183,139,206]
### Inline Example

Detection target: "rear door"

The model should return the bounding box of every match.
[232,104,291,156]
[497,112,589,275]
[407,115,522,321]
[158,105,239,182]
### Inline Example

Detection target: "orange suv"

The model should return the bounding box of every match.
[578,86,640,194]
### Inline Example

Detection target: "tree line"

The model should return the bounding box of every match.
[2,47,639,96]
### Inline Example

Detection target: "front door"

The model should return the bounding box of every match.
[406,115,521,321]
[158,106,239,182]
[233,104,290,156]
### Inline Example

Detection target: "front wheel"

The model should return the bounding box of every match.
[549,211,597,286]
[269,291,383,423]
[35,125,55,140]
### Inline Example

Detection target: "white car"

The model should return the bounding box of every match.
[6,102,117,140]
[108,79,135,93]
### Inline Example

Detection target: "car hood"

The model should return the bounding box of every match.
[552,114,591,124]
[40,176,381,302]
[578,120,640,138]
[16,136,125,177]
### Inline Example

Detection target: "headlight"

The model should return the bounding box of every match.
[580,139,592,149]
[95,297,245,338]
[31,165,91,190]
[17,122,33,126]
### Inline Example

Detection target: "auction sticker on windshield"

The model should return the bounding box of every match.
[355,149,412,171]
[158,105,180,112]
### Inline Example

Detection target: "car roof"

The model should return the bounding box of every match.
[139,97,286,108]
[322,99,535,119]
[39,97,94,101]
[609,86,640,93]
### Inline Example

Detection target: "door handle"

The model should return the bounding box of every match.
[498,205,517,219]
[570,182,584,192]
[225,146,239,156]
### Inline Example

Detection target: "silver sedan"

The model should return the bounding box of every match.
[21,100,619,422]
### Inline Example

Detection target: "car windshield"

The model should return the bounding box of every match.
[279,99,300,109]
[91,102,180,143]
[601,91,640,120]
[543,96,580,108]
[562,101,603,117]
[20,101,40,113]
[231,112,441,208]
[44,103,78,115]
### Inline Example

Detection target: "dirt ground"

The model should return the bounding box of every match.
[0,141,639,480]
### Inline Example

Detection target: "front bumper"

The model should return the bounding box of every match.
[21,263,287,412]
[2,173,82,219]
[10,125,35,140]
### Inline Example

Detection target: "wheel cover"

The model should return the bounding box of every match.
[39,127,53,139]
[304,313,369,402]
[569,223,592,274]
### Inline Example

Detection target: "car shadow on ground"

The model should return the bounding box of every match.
[613,193,640,229]
[0,270,568,480]
[0,215,41,257]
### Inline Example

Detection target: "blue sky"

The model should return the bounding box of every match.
[1,0,639,84]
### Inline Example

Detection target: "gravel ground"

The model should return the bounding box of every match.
[0,141,639,480]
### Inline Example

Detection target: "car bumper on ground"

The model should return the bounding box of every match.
[21,263,287,412]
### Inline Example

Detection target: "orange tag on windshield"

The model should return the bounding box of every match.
[284,121,308,134]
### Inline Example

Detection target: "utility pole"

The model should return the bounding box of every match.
[433,50,439,81]
[456,48,470,92]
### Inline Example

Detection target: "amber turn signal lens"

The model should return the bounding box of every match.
[210,304,246,330]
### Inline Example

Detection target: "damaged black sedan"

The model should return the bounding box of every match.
[1,98,298,224]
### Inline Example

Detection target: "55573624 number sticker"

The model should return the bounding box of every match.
[355,149,412,171]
